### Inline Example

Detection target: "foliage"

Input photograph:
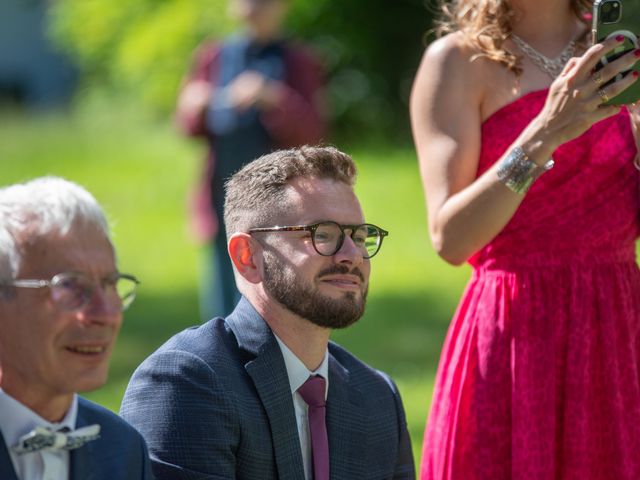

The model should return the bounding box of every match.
[287,0,434,139]
[48,0,233,110]
[47,0,435,139]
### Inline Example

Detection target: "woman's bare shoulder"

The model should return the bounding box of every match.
[414,32,489,107]
[423,32,479,71]
[421,32,513,110]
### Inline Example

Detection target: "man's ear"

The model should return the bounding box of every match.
[228,233,262,284]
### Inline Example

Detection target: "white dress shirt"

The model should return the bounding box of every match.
[274,335,329,480]
[0,388,78,480]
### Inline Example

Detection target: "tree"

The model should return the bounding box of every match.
[49,0,435,139]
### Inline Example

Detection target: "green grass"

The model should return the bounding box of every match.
[0,105,471,466]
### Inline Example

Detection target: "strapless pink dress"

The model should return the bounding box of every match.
[420,90,640,480]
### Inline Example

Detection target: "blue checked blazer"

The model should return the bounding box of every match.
[120,297,415,479]
[0,397,154,480]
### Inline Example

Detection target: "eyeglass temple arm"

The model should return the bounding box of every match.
[3,279,50,288]
[249,226,310,233]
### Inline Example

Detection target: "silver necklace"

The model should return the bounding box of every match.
[511,34,577,79]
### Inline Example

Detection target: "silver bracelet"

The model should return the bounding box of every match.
[496,146,554,195]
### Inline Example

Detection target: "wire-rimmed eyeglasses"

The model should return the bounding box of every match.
[1,272,140,312]
[248,221,389,259]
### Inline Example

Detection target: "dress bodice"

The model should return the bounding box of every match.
[470,89,640,269]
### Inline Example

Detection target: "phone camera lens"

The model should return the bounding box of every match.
[601,0,622,24]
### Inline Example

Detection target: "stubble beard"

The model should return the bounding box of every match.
[262,251,368,329]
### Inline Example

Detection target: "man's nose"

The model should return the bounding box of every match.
[77,288,123,324]
[333,234,364,265]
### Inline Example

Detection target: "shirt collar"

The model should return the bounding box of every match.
[274,335,329,400]
[0,388,78,448]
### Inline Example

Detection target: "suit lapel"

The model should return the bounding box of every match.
[326,352,367,479]
[69,402,97,480]
[228,298,305,480]
[0,435,18,480]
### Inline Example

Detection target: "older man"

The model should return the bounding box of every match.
[0,177,153,480]
[121,146,415,479]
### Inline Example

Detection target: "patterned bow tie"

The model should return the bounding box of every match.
[12,424,101,455]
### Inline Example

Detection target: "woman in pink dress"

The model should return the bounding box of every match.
[410,0,640,478]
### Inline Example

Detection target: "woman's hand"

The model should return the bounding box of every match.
[526,36,640,158]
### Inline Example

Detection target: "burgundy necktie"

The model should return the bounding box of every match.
[298,375,329,480]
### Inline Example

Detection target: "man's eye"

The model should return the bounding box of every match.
[314,232,332,243]
[58,278,81,291]
[352,234,367,245]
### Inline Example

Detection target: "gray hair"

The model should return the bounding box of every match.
[0,176,110,282]
[224,145,357,237]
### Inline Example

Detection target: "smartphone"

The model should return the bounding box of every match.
[592,0,640,105]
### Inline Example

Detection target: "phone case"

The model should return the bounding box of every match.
[592,0,640,105]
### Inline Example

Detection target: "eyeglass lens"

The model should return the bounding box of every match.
[50,274,138,311]
[312,222,382,258]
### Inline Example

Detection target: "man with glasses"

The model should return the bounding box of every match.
[121,146,414,479]
[0,177,152,480]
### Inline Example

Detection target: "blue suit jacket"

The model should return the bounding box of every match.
[0,397,154,480]
[120,297,415,479]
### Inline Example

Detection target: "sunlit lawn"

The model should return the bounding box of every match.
[0,103,471,466]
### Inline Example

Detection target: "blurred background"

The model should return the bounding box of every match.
[0,0,471,466]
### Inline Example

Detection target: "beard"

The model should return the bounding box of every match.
[262,250,368,329]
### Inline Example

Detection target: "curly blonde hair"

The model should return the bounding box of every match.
[435,0,592,74]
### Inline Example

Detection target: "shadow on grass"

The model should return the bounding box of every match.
[333,289,452,377]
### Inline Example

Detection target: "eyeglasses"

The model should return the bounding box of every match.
[1,272,140,312]
[249,221,389,258]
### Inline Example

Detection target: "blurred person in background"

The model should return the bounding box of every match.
[410,0,640,478]
[176,0,327,321]
[0,177,152,480]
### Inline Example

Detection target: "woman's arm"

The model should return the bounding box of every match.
[411,34,638,265]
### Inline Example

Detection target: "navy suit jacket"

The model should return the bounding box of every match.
[120,297,415,480]
[0,397,154,480]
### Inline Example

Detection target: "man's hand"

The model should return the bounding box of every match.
[177,80,212,118]
[228,71,281,111]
